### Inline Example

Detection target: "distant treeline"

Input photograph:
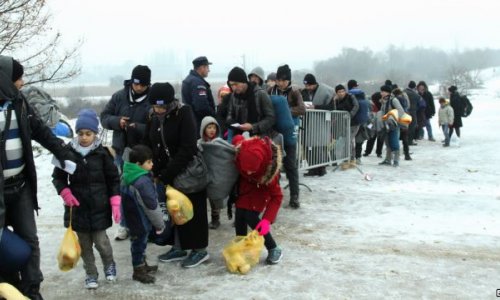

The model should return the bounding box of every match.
[294,47,500,93]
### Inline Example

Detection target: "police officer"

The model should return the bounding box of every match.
[181,56,215,134]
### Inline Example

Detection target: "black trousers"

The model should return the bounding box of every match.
[364,135,384,156]
[234,208,277,250]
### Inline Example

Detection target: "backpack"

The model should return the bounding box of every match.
[21,86,61,128]
[269,95,296,146]
[461,95,473,117]
[354,98,369,125]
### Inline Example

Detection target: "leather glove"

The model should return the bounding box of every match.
[60,188,80,207]
[255,219,270,236]
[110,195,121,224]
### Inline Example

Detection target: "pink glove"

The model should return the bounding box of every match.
[255,219,270,236]
[110,195,121,224]
[60,188,80,207]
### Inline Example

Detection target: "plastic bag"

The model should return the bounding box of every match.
[57,224,81,272]
[165,185,193,225]
[222,230,264,274]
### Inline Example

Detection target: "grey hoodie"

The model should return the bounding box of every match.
[198,116,221,142]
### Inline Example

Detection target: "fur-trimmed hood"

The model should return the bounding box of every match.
[234,136,282,185]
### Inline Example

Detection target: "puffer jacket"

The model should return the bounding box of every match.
[438,100,454,125]
[52,139,120,232]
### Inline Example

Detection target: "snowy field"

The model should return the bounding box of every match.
[33,77,500,299]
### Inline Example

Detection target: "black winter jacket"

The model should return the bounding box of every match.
[100,84,151,156]
[181,70,216,131]
[143,104,198,186]
[52,141,120,232]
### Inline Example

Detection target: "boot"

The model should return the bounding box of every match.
[289,195,300,209]
[404,153,412,160]
[209,214,220,229]
[393,151,400,167]
[304,168,318,176]
[133,264,155,284]
[317,167,326,177]
[144,259,158,273]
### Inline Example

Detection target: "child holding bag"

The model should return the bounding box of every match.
[52,109,121,289]
[232,135,283,264]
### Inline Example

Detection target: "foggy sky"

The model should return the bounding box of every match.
[48,0,500,82]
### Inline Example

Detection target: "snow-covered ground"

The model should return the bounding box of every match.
[33,77,500,299]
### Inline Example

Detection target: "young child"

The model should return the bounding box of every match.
[198,116,222,229]
[52,109,121,289]
[232,135,283,264]
[121,144,166,284]
[438,97,454,147]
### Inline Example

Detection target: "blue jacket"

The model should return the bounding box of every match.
[181,70,215,131]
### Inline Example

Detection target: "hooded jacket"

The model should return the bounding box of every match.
[438,99,455,125]
[0,55,68,232]
[233,136,283,223]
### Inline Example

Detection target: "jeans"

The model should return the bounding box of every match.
[283,143,299,197]
[4,181,43,291]
[76,230,114,277]
[235,208,277,250]
[424,118,434,139]
[441,124,450,145]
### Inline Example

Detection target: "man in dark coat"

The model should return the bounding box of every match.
[181,56,216,133]
[448,85,464,139]
[405,81,421,145]
[101,65,152,241]
[417,81,436,141]
[0,55,71,300]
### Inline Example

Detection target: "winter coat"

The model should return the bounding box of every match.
[268,85,306,117]
[144,103,198,186]
[235,138,283,223]
[100,84,151,156]
[333,93,360,126]
[438,101,455,126]
[380,96,405,131]
[181,70,216,131]
[143,102,208,250]
[404,88,420,114]
[121,162,164,237]
[226,84,276,136]
[449,92,464,128]
[52,139,120,232]
[419,90,435,119]
[0,55,69,228]
[301,84,334,108]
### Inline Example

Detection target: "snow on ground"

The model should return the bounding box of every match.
[33,80,500,299]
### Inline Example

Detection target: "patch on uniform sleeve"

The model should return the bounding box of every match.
[197,85,207,96]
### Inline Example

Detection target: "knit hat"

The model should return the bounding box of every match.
[227,67,248,83]
[149,82,175,105]
[235,137,272,179]
[448,85,458,93]
[303,73,317,85]
[12,59,24,82]
[408,81,416,89]
[385,79,393,87]
[266,72,277,82]
[380,85,392,93]
[131,65,151,85]
[347,79,358,90]
[75,109,99,133]
[335,84,346,93]
[276,64,291,81]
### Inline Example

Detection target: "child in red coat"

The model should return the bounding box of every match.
[232,135,283,264]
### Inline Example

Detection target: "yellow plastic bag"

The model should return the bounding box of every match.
[57,207,81,271]
[165,185,193,225]
[222,230,264,274]
[0,282,29,300]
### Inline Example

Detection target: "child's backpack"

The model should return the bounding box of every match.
[461,95,473,117]
[21,86,61,128]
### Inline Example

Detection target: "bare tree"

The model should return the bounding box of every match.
[0,0,82,85]
[446,64,482,95]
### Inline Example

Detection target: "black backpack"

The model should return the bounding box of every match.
[461,95,473,117]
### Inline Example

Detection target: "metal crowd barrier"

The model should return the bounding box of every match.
[297,110,351,171]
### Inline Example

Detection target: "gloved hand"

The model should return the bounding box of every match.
[255,219,270,236]
[60,188,80,207]
[110,195,121,224]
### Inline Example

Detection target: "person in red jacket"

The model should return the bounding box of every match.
[232,135,283,264]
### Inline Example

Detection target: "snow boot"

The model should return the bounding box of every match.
[133,264,155,284]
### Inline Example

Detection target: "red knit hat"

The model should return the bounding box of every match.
[235,137,272,180]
